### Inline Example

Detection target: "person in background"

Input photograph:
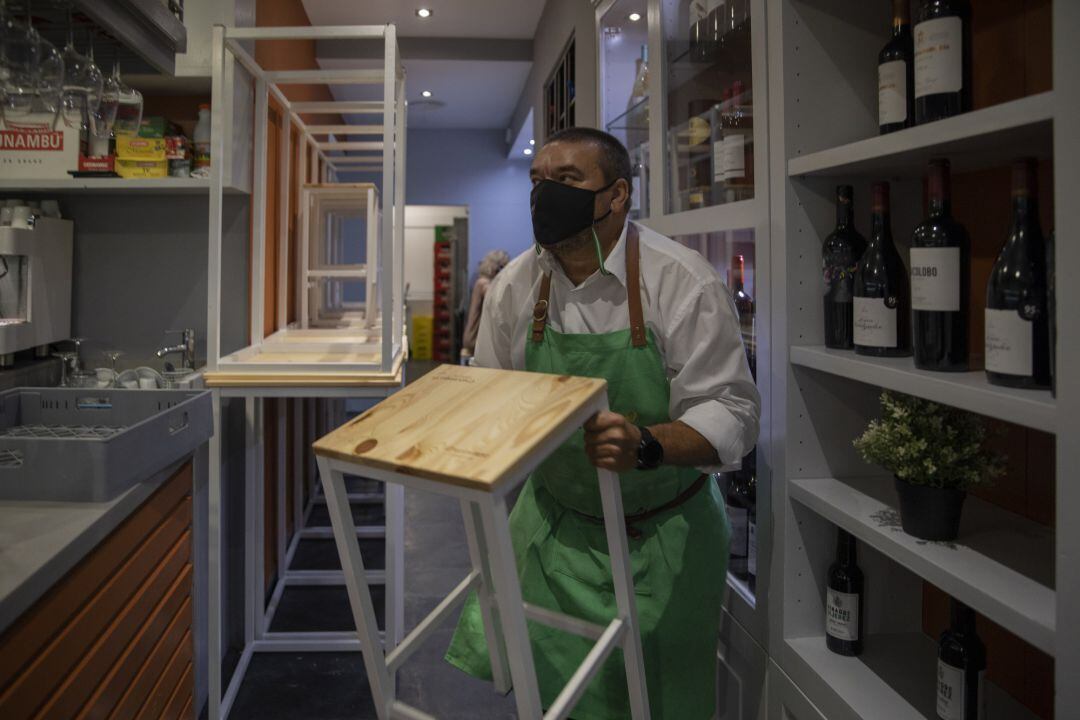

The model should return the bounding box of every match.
[445,126,760,719]
[460,249,509,363]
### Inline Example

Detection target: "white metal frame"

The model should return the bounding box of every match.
[314,391,651,720]
[205,24,409,720]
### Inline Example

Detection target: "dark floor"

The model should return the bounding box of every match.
[228,363,518,719]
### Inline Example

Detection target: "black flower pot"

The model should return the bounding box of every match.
[893,477,967,541]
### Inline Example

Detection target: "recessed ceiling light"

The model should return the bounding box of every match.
[529,139,535,146]
[416,8,432,18]
[523,148,533,156]
[421,90,433,98]
[628,12,642,21]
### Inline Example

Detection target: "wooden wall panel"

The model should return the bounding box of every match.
[133,628,192,720]
[923,582,1054,719]
[970,0,1052,111]
[0,462,194,720]
[109,604,191,720]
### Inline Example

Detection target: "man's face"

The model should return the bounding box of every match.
[529,141,628,251]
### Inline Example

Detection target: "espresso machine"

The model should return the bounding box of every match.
[0,217,73,366]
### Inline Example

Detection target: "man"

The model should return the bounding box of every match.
[445,127,760,719]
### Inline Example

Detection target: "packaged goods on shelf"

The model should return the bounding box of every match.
[116,158,168,179]
[0,115,79,179]
[117,136,167,161]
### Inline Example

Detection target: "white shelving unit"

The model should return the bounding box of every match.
[766,1,1077,720]
[0,177,250,195]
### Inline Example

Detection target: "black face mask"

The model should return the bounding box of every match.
[530,178,617,248]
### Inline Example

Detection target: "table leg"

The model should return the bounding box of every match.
[460,499,512,694]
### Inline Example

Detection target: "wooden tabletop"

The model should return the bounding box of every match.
[313,364,608,491]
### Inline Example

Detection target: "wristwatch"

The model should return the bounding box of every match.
[636,425,664,470]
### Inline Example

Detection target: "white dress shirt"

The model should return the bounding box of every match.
[474,220,761,472]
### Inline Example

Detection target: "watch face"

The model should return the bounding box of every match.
[642,441,663,466]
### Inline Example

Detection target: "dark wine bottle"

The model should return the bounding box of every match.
[725,469,750,577]
[825,528,863,656]
[854,182,911,357]
[912,159,969,371]
[823,185,867,350]
[937,600,987,720]
[705,0,726,63]
[985,159,1051,388]
[879,0,914,134]
[914,0,971,124]
[732,253,755,372]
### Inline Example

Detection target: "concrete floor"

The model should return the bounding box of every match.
[228,362,518,719]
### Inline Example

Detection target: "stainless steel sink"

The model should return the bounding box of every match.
[0,388,213,502]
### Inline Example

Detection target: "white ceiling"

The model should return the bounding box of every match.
[301,0,546,39]
[302,1,543,130]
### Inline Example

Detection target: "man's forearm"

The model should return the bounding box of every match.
[650,421,720,468]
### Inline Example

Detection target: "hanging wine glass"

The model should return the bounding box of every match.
[0,11,37,122]
[87,34,116,138]
[59,19,101,131]
[111,62,142,136]
[32,28,63,118]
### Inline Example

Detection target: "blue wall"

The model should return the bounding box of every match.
[342,128,534,273]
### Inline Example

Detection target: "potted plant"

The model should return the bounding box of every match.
[853,392,1003,541]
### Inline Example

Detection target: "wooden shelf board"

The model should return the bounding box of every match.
[789,476,1055,655]
[785,633,1039,720]
[0,178,248,195]
[313,364,608,492]
[789,346,1056,434]
[787,92,1054,178]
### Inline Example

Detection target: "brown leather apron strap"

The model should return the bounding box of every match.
[625,223,647,348]
[532,222,647,347]
[575,473,709,539]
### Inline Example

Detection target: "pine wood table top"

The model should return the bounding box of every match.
[313,364,608,492]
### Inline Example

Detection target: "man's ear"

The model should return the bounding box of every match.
[612,178,631,213]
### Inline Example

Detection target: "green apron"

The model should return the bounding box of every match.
[445,224,730,720]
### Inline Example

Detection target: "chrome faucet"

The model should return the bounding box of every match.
[155,329,197,371]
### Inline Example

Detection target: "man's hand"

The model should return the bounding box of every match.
[584,411,642,473]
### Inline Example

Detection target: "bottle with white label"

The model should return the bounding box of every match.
[912,159,970,371]
[985,159,1051,388]
[721,80,753,202]
[725,468,750,577]
[854,182,911,357]
[826,528,863,656]
[879,0,914,134]
[937,600,986,720]
[914,0,971,124]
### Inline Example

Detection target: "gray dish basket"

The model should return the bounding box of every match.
[0,388,213,502]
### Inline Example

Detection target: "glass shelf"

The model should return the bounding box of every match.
[605,96,650,133]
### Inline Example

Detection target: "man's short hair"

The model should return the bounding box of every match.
[545,127,633,206]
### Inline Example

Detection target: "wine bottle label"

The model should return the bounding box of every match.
[985,308,1034,376]
[747,520,757,576]
[910,247,961,311]
[727,505,749,557]
[936,660,966,720]
[854,296,898,347]
[721,133,746,181]
[915,17,963,98]
[825,588,859,642]
[879,60,908,124]
[712,139,725,183]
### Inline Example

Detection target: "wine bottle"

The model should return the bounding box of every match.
[937,600,987,720]
[985,159,1051,388]
[689,0,708,62]
[705,0,726,63]
[725,470,750,577]
[879,0,914,134]
[825,528,863,656]
[912,159,969,371]
[721,80,753,202]
[854,182,911,356]
[914,0,971,124]
[823,185,868,350]
[731,253,755,371]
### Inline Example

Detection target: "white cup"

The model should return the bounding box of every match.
[4,199,21,208]
[40,200,60,218]
[138,376,158,389]
[10,206,33,229]
[0,207,12,226]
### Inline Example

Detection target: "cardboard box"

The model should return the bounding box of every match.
[410,316,434,360]
[0,116,79,179]
[116,158,168,179]
[79,154,116,173]
[116,136,167,160]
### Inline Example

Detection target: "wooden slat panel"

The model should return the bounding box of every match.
[76,583,192,720]
[178,696,192,720]
[36,540,192,720]
[106,596,191,720]
[0,463,192,687]
[133,629,192,720]
[0,502,192,719]
[159,661,192,720]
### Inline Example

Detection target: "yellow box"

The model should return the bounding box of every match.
[116,136,167,160]
[116,158,168,179]
[410,316,434,361]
